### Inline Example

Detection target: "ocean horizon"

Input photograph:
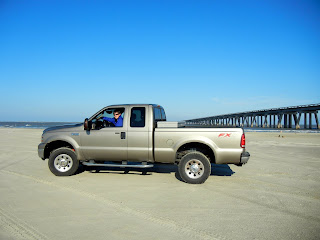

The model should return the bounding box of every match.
[0,121,81,129]
[0,121,319,133]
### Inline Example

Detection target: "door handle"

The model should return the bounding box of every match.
[121,132,126,139]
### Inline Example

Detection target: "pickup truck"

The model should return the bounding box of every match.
[38,104,250,184]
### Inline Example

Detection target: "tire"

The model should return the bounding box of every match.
[178,152,211,184]
[48,147,79,176]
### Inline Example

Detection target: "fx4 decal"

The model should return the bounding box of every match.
[218,133,231,137]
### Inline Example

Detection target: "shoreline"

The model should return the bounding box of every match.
[1,126,319,133]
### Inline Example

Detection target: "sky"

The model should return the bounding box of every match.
[0,0,319,122]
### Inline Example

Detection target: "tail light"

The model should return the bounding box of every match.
[241,134,246,148]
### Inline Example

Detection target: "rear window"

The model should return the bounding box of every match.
[161,108,166,121]
[154,107,166,121]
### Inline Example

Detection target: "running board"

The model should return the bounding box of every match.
[82,161,154,168]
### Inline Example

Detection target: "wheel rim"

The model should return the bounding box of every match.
[54,154,73,172]
[184,159,204,179]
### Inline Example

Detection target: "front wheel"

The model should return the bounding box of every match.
[48,147,79,176]
[178,152,211,184]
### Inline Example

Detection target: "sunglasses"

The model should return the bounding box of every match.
[114,113,121,116]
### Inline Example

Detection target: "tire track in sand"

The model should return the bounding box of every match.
[0,207,49,240]
[204,181,320,224]
[1,169,226,240]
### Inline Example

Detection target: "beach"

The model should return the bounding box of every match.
[0,128,319,240]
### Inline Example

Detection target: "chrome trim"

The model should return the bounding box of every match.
[82,161,154,168]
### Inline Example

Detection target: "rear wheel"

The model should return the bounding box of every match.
[178,152,211,184]
[48,147,79,176]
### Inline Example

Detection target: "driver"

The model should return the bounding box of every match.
[100,110,123,127]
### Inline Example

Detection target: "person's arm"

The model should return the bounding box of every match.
[102,117,116,125]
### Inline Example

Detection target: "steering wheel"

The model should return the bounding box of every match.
[103,119,115,127]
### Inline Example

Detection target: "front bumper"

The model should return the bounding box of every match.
[240,151,250,164]
[38,143,46,160]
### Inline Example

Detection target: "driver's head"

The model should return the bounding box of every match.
[113,110,121,120]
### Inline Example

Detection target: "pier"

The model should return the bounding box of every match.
[185,104,320,129]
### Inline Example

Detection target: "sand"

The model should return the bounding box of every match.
[0,128,319,240]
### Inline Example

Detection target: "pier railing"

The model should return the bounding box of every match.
[185,104,320,129]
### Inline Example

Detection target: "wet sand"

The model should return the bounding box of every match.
[0,128,319,240]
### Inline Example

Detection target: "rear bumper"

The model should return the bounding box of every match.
[38,143,46,160]
[240,151,250,164]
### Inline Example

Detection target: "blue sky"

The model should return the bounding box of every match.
[1,0,319,122]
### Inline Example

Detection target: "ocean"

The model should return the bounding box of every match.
[0,122,81,129]
[0,121,319,133]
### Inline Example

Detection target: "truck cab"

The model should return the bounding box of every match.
[82,104,164,163]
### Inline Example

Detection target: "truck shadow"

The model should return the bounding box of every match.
[78,163,235,179]
[211,164,235,176]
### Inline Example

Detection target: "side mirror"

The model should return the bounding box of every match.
[84,118,91,131]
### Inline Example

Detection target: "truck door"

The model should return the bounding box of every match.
[80,108,127,161]
[127,106,152,162]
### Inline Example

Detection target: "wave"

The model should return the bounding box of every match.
[0,122,81,129]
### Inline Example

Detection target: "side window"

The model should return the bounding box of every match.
[130,107,145,127]
[154,108,162,121]
[91,108,125,130]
